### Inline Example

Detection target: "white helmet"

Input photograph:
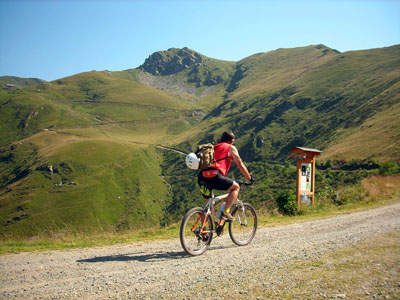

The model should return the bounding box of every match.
[186,152,200,170]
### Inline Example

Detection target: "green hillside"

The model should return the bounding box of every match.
[183,45,400,162]
[0,141,167,237]
[0,76,46,89]
[228,44,340,98]
[1,45,399,239]
[0,70,194,145]
[155,45,400,220]
[0,70,197,238]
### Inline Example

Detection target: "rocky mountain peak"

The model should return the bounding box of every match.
[139,47,204,76]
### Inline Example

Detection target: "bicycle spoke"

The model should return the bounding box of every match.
[180,208,213,256]
[229,203,257,246]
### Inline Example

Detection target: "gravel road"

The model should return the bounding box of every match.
[1,202,400,300]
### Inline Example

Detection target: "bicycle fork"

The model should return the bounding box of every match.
[236,207,247,226]
[235,200,248,226]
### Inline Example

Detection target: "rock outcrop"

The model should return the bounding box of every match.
[139,47,204,76]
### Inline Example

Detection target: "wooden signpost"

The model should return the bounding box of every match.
[290,147,322,208]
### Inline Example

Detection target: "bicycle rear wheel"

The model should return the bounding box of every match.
[180,207,213,256]
[229,202,257,246]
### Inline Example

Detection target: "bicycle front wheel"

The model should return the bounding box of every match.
[229,202,257,246]
[180,207,213,256]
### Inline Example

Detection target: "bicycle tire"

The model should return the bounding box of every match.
[180,207,213,256]
[228,202,257,246]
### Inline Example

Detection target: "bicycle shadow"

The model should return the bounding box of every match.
[77,244,236,264]
[77,250,187,263]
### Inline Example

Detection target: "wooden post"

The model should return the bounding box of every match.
[311,157,316,205]
[296,159,302,208]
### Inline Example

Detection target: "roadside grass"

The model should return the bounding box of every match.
[284,230,400,299]
[232,230,400,300]
[1,175,399,255]
[0,223,181,255]
[258,175,400,229]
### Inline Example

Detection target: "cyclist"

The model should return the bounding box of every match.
[198,131,254,221]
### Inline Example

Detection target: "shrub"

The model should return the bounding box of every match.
[331,191,346,205]
[275,190,298,216]
[379,161,400,176]
[337,185,365,205]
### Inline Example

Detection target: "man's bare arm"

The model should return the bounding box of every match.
[230,145,251,181]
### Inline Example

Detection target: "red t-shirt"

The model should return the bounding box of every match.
[212,142,233,176]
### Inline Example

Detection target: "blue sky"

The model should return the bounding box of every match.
[1,0,399,81]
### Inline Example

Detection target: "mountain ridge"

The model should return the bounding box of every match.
[0,76,46,89]
[133,44,352,102]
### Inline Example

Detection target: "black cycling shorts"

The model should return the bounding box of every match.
[198,170,234,198]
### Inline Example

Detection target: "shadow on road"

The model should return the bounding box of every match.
[77,251,187,263]
[77,244,236,263]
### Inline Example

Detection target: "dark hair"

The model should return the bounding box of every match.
[220,131,235,143]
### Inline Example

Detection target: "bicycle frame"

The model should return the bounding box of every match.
[192,192,246,235]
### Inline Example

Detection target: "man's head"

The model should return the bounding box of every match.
[220,131,235,143]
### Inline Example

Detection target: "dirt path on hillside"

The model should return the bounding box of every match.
[1,202,400,300]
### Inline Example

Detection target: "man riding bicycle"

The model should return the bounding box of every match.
[198,131,254,221]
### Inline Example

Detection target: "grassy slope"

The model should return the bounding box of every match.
[0,70,191,143]
[193,45,400,162]
[228,45,338,99]
[0,76,46,88]
[0,70,199,238]
[312,46,400,161]
[49,71,190,123]
[0,69,201,146]
[156,45,400,226]
[320,100,400,161]
[0,139,167,237]
[173,55,236,110]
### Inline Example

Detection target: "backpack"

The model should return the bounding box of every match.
[186,142,231,170]
[195,143,216,170]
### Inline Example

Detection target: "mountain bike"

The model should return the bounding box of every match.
[179,181,257,256]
